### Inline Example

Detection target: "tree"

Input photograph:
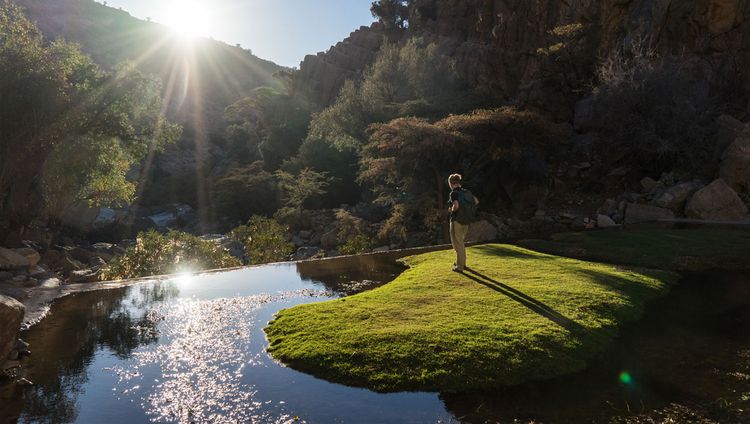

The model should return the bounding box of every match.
[230,216,293,265]
[274,168,329,210]
[225,87,311,170]
[211,161,279,223]
[0,3,179,235]
[361,117,470,212]
[370,0,410,30]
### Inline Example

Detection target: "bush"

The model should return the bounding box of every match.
[102,230,241,280]
[589,39,735,175]
[231,216,294,265]
[211,161,279,222]
[339,234,374,255]
[331,209,372,254]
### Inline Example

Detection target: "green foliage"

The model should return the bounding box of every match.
[309,38,481,153]
[282,137,361,208]
[41,136,137,223]
[377,204,410,244]
[370,0,410,30]
[265,244,676,392]
[102,230,241,280]
[0,3,179,228]
[333,209,372,254]
[361,116,469,209]
[211,161,279,223]
[275,168,330,209]
[338,234,374,255]
[232,216,294,265]
[226,87,311,170]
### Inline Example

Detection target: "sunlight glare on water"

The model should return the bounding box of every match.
[109,290,328,423]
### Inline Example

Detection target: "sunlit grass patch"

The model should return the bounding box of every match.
[265,244,676,392]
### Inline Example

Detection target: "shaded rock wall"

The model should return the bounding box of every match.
[295,0,750,112]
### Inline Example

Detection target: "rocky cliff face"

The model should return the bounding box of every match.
[293,23,388,106]
[296,0,750,112]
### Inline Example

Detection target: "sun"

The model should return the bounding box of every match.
[161,1,213,39]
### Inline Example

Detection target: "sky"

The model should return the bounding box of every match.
[103,0,377,67]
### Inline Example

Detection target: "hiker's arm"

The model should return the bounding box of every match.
[450,200,460,213]
[474,196,479,205]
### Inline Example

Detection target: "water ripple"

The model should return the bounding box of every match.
[109,289,331,423]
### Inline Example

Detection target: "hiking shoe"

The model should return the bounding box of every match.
[452,266,464,273]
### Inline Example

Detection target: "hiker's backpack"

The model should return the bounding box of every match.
[456,189,477,224]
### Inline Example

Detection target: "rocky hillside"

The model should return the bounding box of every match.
[296,0,750,115]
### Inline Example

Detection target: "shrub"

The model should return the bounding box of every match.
[589,39,735,175]
[211,161,279,222]
[231,216,294,265]
[339,234,374,255]
[102,230,241,280]
[378,204,410,245]
[332,209,372,254]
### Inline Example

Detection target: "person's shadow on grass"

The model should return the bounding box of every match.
[461,267,589,336]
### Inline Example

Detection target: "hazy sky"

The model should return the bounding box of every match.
[103,0,376,67]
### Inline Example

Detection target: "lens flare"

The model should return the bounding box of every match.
[619,371,633,385]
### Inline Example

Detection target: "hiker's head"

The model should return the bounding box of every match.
[448,173,462,189]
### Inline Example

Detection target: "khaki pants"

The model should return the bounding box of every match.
[450,221,470,270]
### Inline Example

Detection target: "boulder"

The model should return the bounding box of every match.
[597,198,618,216]
[597,214,617,228]
[320,230,340,250]
[715,114,745,154]
[0,294,24,362]
[0,247,31,270]
[685,179,748,221]
[13,248,40,266]
[0,287,26,302]
[466,220,498,243]
[624,203,675,224]
[720,131,750,192]
[652,182,703,212]
[60,201,101,232]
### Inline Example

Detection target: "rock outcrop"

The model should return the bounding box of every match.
[295,0,750,115]
[685,179,749,220]
[0,294,24,363]
[293,23,387,105]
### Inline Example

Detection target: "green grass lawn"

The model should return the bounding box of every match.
[518,228,750,271]
[265,244,677,392]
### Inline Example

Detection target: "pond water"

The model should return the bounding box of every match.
[0,252,748,423]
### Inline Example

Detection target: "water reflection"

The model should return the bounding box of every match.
[441,272,750,423]
[2,254,749,423]
[1,282,177,423]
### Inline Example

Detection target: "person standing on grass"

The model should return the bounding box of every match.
[448,173,478,272]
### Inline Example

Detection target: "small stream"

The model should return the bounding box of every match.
[0,252,748,423]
